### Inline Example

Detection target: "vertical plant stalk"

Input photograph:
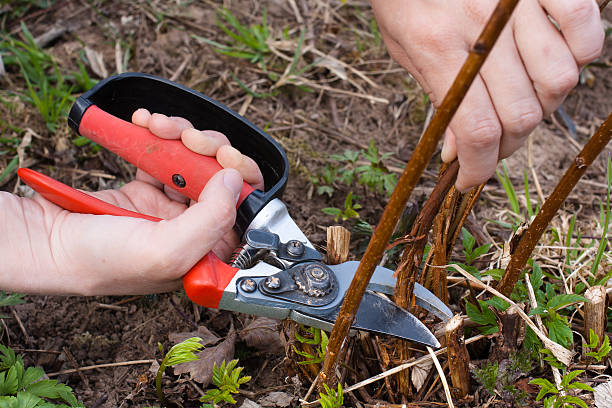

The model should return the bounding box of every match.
[445,315,470,399]
[583,286,607,351]
[319,0,521,387]
[497,113,612,296]
[394,160,459,396]
[424,181,485,303]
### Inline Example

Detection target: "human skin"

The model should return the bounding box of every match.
[0,110,263,296]
[369,0,604,191]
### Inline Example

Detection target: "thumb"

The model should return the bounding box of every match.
[152,168,243,273]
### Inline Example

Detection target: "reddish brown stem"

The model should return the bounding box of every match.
[319,0,520,387]
[497,112,612,296]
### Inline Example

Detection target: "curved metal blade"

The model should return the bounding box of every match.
[308,291,440,347]
[329,262,453,321]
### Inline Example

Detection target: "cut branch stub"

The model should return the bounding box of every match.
[319,0,521,387]
[497,112,612,297]
[445,315,470,399]
[584,285,607,352]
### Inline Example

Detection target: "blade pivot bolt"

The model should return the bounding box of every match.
[240,279,257,293]
[264,276,281,290]
[286,240,304,257]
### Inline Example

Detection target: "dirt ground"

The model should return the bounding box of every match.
[1,1,611,407]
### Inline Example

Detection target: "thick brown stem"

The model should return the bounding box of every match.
[497,113,612,297]
[584,286,607,351]
[320,0,520,387]
[445,315,470,399]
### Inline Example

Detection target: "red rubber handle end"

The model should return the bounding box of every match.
[182,252,239,308]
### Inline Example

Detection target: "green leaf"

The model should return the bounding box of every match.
[461,227,475,253]
[0,366,19,395]
[20,368,43,389]
[560,395,589,408]
[546,294,586,311]
[466,301,498,334]
[485,297,510,311]
[566,382,594,392]
[560,370,583,387]
[546,316,573,348]
[529,260,544,290]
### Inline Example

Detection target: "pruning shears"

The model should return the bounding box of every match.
[18,73,451,347]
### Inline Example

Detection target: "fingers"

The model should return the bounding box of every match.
[217,145,265,190]
[539,0,604,66]
[480,27,542,159]
[132,109,194,140]
[513,0,579,116]
[183,129,265,190]
[449,76,502,192]
[181,128,230,155]
[150,169,242,275]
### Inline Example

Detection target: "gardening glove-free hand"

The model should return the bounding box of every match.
[370,0,604,191]
[0,111,264,296]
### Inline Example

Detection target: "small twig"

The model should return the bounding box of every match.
[12,348,61,354]
[497,112,612,297]
[319,0,521,386]
[62,347,90,390]
[448,264,574,365]
[10,307,31,345]
[427,347,455,408]
[47,360,155,377]
[96,303,129,312]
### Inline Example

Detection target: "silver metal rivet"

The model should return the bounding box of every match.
[286,240,304,257]
[264,276,281,289]
[240,279,257,293]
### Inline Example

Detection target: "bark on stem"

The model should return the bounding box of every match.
[445,315,470,399]
[583,286,607,351]
[319,0,520,387]
[497,113,612,296]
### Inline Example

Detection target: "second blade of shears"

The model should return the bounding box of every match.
[328,262,453,321]
[310,291,440,347]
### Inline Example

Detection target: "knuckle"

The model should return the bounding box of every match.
[460,117,501,149]
[561,1,596,28]
[502,103,542,136]
[540,67,579,100]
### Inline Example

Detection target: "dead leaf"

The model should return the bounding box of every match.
[594,379,612,408]
[239,317,282,353]
[173,330,236,387]
[168,326,220,347]
[411,358,433,392]
[315,56,347,81]
[84,47,108,78]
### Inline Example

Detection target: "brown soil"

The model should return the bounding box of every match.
[1,1,611,407]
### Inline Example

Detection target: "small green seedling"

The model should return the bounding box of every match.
[0,344,83,407]
[200,359,251,406]
[530,368,593,408]
[584,329,611,362]
[292,326,329,365]
[319,383,343,408]
[155,337,204,407]
[322,191,362,222]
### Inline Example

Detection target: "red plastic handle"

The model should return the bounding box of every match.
[17,168,238,309]
[79,105,254,206]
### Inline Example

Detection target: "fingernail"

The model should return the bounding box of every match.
[441,140,452,162]
[223,170,243,203]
